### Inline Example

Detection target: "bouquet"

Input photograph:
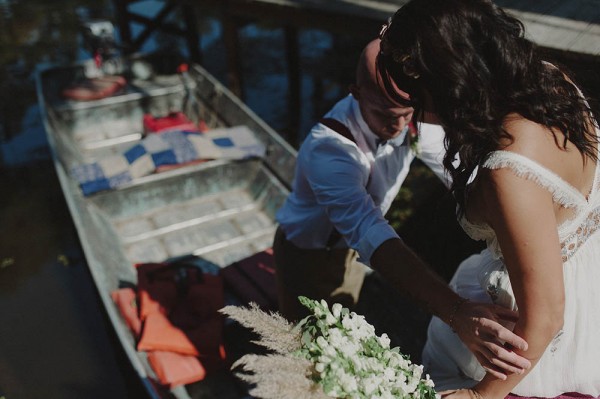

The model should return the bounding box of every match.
[220,296,437,399]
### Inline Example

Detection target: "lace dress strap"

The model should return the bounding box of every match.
[483,150,588,209]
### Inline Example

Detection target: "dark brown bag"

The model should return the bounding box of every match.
[220,248,278,311]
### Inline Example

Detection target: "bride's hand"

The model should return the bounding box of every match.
[439,389,472,399]
[439,389,484,399]
[452,301,531,380]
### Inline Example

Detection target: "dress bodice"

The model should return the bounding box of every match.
[460,149,600,262]
[423,74,600,396]
[442,147,600,397]
[424,145,600,397]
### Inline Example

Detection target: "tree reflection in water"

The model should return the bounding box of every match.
[0,2,147,398]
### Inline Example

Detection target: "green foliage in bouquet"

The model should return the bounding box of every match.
[220,296,437,399]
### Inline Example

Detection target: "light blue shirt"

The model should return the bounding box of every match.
[276,95,448,264]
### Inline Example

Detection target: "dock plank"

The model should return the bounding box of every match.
[206,0,600,56]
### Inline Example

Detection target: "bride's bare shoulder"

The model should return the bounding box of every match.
[499,113,575,170]
[494,113,595,201]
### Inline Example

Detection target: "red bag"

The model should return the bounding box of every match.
[143,112,206,134]
[135,261,227,364]
[136,262,224,322]
[112,260,228,387]
[62,75,126,101]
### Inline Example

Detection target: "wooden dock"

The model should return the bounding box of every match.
[112,0,600,141]
[191,0,600,57]
[115,0,600,57]
[359,0,600,57]
[498,0,600,56]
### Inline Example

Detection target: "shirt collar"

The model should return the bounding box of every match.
[388,128,409,147]
[350,96,409,150]
[350,97,379,151]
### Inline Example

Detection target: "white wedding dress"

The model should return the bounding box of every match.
[422,149,600,397]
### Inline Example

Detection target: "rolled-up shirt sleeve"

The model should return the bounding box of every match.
[416,122,452,187]
[305,137,400,264]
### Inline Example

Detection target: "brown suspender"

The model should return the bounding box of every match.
[318,117,356,249]
[319,117,356,144]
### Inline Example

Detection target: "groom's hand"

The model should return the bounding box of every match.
[453,301,531,380]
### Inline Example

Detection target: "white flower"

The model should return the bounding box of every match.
[325,386,341,397]
[316,336,329,348]
[339,372,358,393]
[383,367,395,381]
[407,375,420,393]
[328,328,344,346]
[323,345,337,357]
[379,333,391,348]
[379,387,394,399]
[325,312,337,325]
[245,297,437,399]
[339,341,359,358]
[351,354,365,371]
[332,303,342,318]
[341,314,357,330]
[424,375,436,388]
[314,306,324,317]
[413,364,424,379]
[363,377,379,396]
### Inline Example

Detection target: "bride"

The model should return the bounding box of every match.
[378,0,600,398]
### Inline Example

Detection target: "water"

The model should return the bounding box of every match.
[0,167,146,398]
[0,0,150,395]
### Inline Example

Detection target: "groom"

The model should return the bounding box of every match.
[273,38,531,380]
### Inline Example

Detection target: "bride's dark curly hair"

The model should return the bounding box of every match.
[377,0,599,215]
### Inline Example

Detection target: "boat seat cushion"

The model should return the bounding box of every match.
[71,125,266,196]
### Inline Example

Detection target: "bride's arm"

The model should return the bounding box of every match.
[371,237,531,379]
[467,165,566,399]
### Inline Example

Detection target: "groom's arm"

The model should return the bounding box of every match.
[370,238,532,379]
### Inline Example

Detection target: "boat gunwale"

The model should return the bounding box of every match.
[35,54,295,399]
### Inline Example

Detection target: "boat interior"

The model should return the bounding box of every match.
[37,52,297,397]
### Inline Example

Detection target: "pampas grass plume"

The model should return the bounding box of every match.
[233,354,328,399]
[220,303,326,399]
[220,303,301,354]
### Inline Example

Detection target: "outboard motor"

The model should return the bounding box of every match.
[80,20,118,66]
[79,20,125,76]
